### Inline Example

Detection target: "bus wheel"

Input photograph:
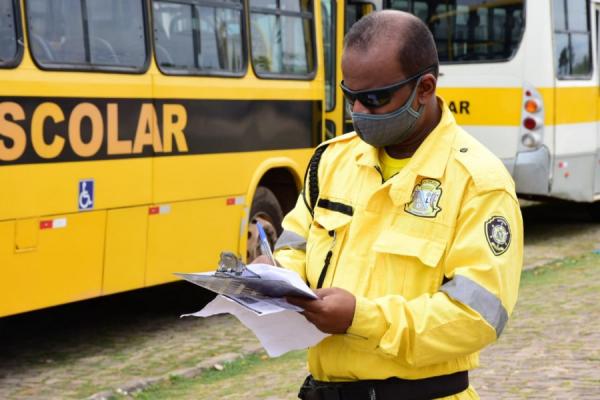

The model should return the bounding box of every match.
[247,186,283,261]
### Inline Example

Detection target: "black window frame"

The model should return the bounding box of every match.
[553,0,593,80]
[151,0,248,77]
[24,0,151,74]
[322,0,336,111]
[383,0,527,65]
[249,0,317,80]
[0,0,24,68]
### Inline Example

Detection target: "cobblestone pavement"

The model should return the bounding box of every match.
[0,202,599,399]
[471,253,600,399]
[122,253,600,400]
[0,286,255,399]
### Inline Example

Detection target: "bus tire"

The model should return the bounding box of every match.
[588,201,600,221]
[248,186,283,260]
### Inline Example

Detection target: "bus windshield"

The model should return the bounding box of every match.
[387,0,525,63]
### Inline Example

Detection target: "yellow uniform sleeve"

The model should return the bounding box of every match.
[346,189,523,368]
[273,193,312,281]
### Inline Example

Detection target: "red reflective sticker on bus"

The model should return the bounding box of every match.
[226,198,235,205]
[149,206,159,215]
[40,220,53,229]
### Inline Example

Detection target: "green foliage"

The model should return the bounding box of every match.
[521,252,600,286]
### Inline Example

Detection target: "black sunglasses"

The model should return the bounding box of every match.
[340,64,437,109]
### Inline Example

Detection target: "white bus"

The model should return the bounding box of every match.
[385,0,600,204]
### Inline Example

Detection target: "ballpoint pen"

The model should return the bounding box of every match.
[255,221,276,265]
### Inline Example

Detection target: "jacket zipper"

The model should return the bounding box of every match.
[374,165,384,183]
[316,230,337,289]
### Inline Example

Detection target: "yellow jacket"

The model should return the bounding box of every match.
[274,99,523,393]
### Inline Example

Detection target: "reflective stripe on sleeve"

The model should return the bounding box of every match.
[274,230,307,251]
[440,275,508,337]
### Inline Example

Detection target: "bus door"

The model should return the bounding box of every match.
[322,0,381,139]
[551,0,598,201]
[321,0,338,139]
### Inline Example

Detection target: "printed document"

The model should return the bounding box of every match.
[178,263,329,357]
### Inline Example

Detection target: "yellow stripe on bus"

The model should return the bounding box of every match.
[440,86,600,126]
[0,68,323,101]
[545,86,599,125]
[438,87,522,126]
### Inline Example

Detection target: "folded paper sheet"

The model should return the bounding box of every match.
[179,263,329,357]
[184,295,329,357]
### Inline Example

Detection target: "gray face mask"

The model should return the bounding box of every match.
[351,77,424,148]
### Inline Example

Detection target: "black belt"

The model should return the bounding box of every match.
[298,371,469,400]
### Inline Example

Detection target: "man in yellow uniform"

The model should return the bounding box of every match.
[272,10,522,400]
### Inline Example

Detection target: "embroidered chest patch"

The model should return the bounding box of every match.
[404,178,443,217]
[485,216,511,255]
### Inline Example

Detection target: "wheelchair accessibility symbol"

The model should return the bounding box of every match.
[79,179,94,211]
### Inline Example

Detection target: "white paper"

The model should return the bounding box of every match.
[183,295,329,357]
[226,294,303,314]
[178,263,329,356]
[245,263,316,298]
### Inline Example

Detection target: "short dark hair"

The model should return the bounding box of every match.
[344,10,439,78]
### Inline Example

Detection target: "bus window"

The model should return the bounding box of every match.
[321,0,335,111]
[553,0,592,79]
[387,0,525,63]
[0,0,19,67]
[345,2,375,33]
[26,0,147,71]
[87,0,146,68]
[249,0,315,77]
[27,0,86,65]
[152,0,245,75]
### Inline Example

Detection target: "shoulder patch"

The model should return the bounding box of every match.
[485,216,511,256]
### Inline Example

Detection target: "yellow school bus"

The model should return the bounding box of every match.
[0,0,335,317]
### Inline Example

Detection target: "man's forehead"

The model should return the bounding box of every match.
[342,46,405,80]
[344,43,392,64]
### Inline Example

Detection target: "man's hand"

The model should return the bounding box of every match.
[287,287,356,334]
[249,255,275,265]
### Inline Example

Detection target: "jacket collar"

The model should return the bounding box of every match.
[352,98,457,205]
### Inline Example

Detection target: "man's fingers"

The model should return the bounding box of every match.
[286,296,320,311]
[285,296,306,307]
[302,310,321,325]
[314,288,336,298]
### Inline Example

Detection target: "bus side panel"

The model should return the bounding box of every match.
[0,212,106,317]
[145,198,243,286]
[102,206,148,295]
[550,86,598,201]
[0,158,153,221]
[153,154,250,204]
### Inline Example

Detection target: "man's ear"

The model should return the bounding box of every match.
[418,74,437,104]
